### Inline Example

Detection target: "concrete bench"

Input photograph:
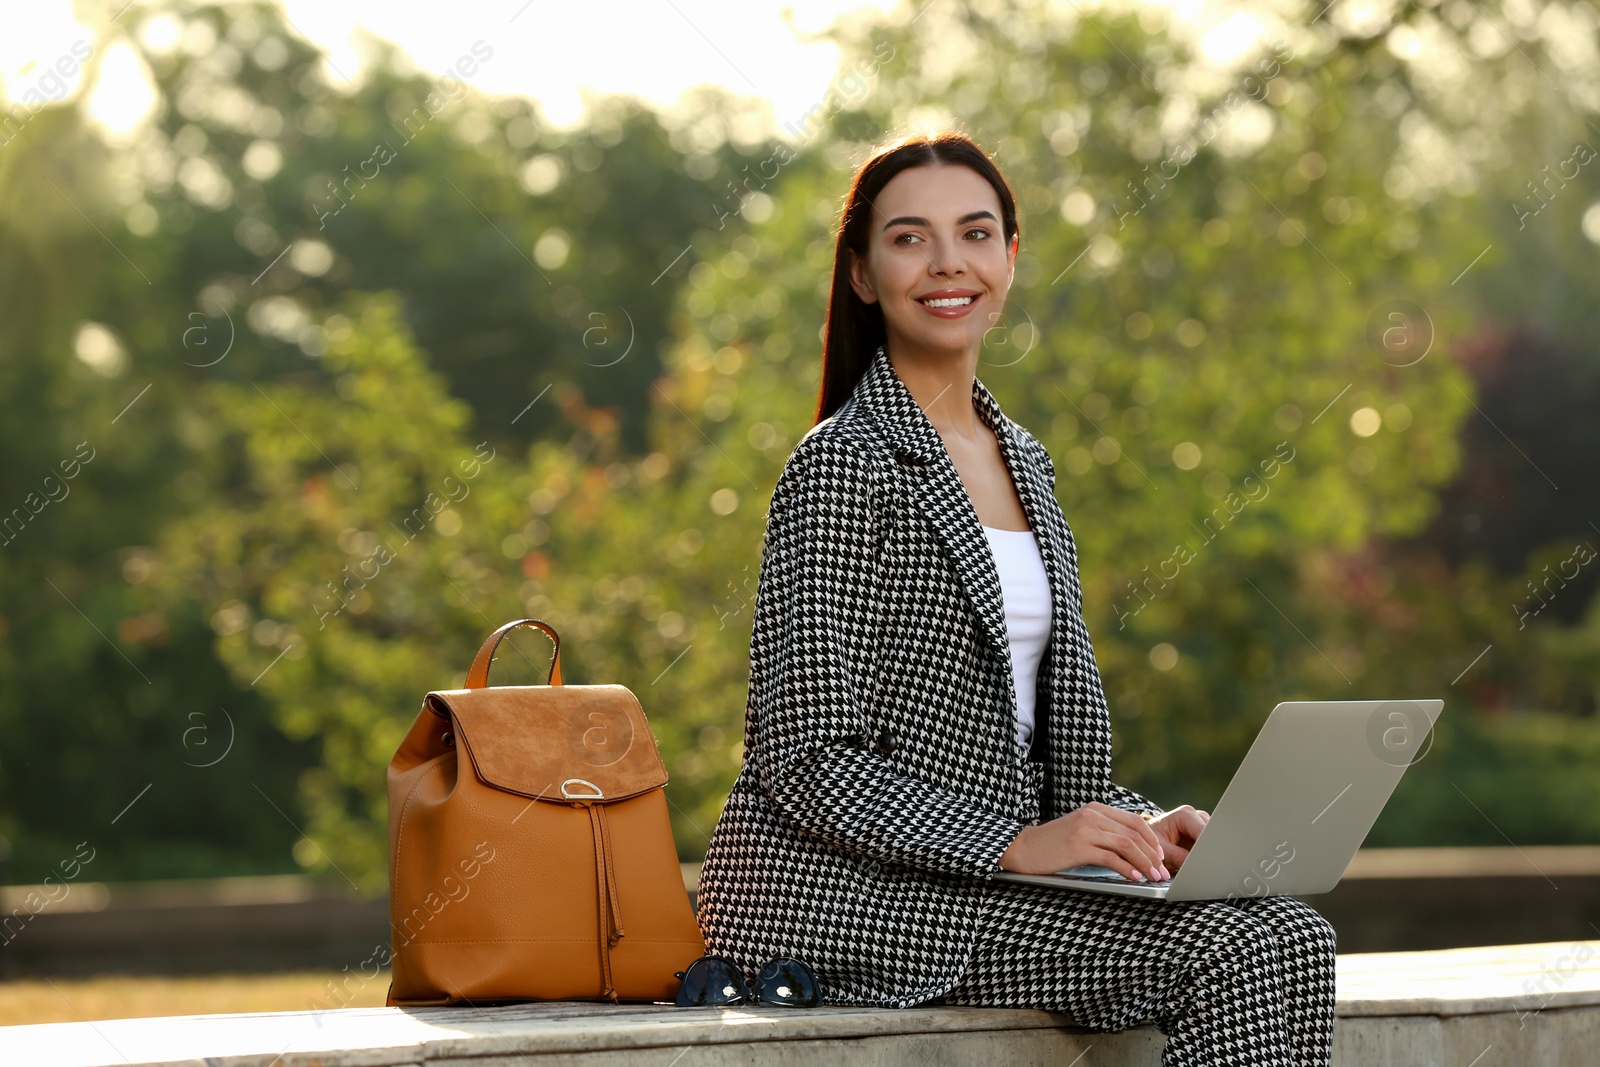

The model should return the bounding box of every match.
[5,940,1597,1066]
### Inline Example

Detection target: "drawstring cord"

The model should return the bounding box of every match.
[579,800,626,1000]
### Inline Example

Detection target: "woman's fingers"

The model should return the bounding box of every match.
[1089,804,1168,880]
[1160,806,1208,848]
[1088,845,1153,883]
[1153,806,1210,842]
[1158,840,1191,872]
[1094,803,1165,856]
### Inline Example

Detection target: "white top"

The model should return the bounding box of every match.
[981,525,1052,748]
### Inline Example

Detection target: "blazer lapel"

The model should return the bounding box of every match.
[969,362,1081,767]
[855,345,1076,731]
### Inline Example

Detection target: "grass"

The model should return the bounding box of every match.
[0,971,392,1027]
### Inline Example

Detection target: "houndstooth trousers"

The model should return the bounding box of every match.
[935,874,1338,1067]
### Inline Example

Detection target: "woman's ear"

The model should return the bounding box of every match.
[847,248,879,305]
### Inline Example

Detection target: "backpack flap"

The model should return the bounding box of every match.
[427,684,667,802]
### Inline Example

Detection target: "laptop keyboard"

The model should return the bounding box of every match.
[1055,865,1172,885]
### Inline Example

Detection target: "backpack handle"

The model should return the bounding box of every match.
[466,619,563,689]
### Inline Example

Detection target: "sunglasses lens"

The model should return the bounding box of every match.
[756,956,822,1008]
[674,956,751,1007]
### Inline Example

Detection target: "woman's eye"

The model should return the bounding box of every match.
[894,229,990,245]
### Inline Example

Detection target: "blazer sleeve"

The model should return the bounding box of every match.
[744,437,1025,881]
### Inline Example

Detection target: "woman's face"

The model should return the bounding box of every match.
[848,162,1018,361]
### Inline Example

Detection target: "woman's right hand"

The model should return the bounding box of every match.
[998,802,1170,881]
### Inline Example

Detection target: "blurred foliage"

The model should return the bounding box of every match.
[0,0,1597,889]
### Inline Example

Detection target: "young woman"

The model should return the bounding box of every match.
[695,131,1336,1066]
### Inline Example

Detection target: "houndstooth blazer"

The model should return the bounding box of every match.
[695,342,1164,1008]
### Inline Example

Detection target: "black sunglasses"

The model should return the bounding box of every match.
[672,954,822,1008]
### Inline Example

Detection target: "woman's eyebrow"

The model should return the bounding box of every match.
[881,209,999,231]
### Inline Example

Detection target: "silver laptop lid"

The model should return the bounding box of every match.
[1165,698,1442,902]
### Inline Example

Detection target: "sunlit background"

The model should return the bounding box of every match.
[4,2,1398,145]
[2,0,1599,1027]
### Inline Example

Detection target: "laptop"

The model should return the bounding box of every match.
[995,699,1443,902]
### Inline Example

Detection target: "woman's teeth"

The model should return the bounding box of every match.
[919,296,974,307]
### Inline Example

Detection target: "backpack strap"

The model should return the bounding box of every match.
[466,618,563,688]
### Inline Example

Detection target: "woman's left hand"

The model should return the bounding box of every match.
[1148,805,1210,874]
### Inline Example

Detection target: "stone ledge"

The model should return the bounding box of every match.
[1333,940,1600,1017]
[2,1003,1100,1067]
[1337,845,1600,879]
[5,941,1598,1067]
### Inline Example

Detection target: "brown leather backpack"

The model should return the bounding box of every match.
[386,619,705,1004]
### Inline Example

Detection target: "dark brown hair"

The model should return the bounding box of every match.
[814,131,1021,424]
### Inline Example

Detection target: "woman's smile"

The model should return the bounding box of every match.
[914,288,983,318]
